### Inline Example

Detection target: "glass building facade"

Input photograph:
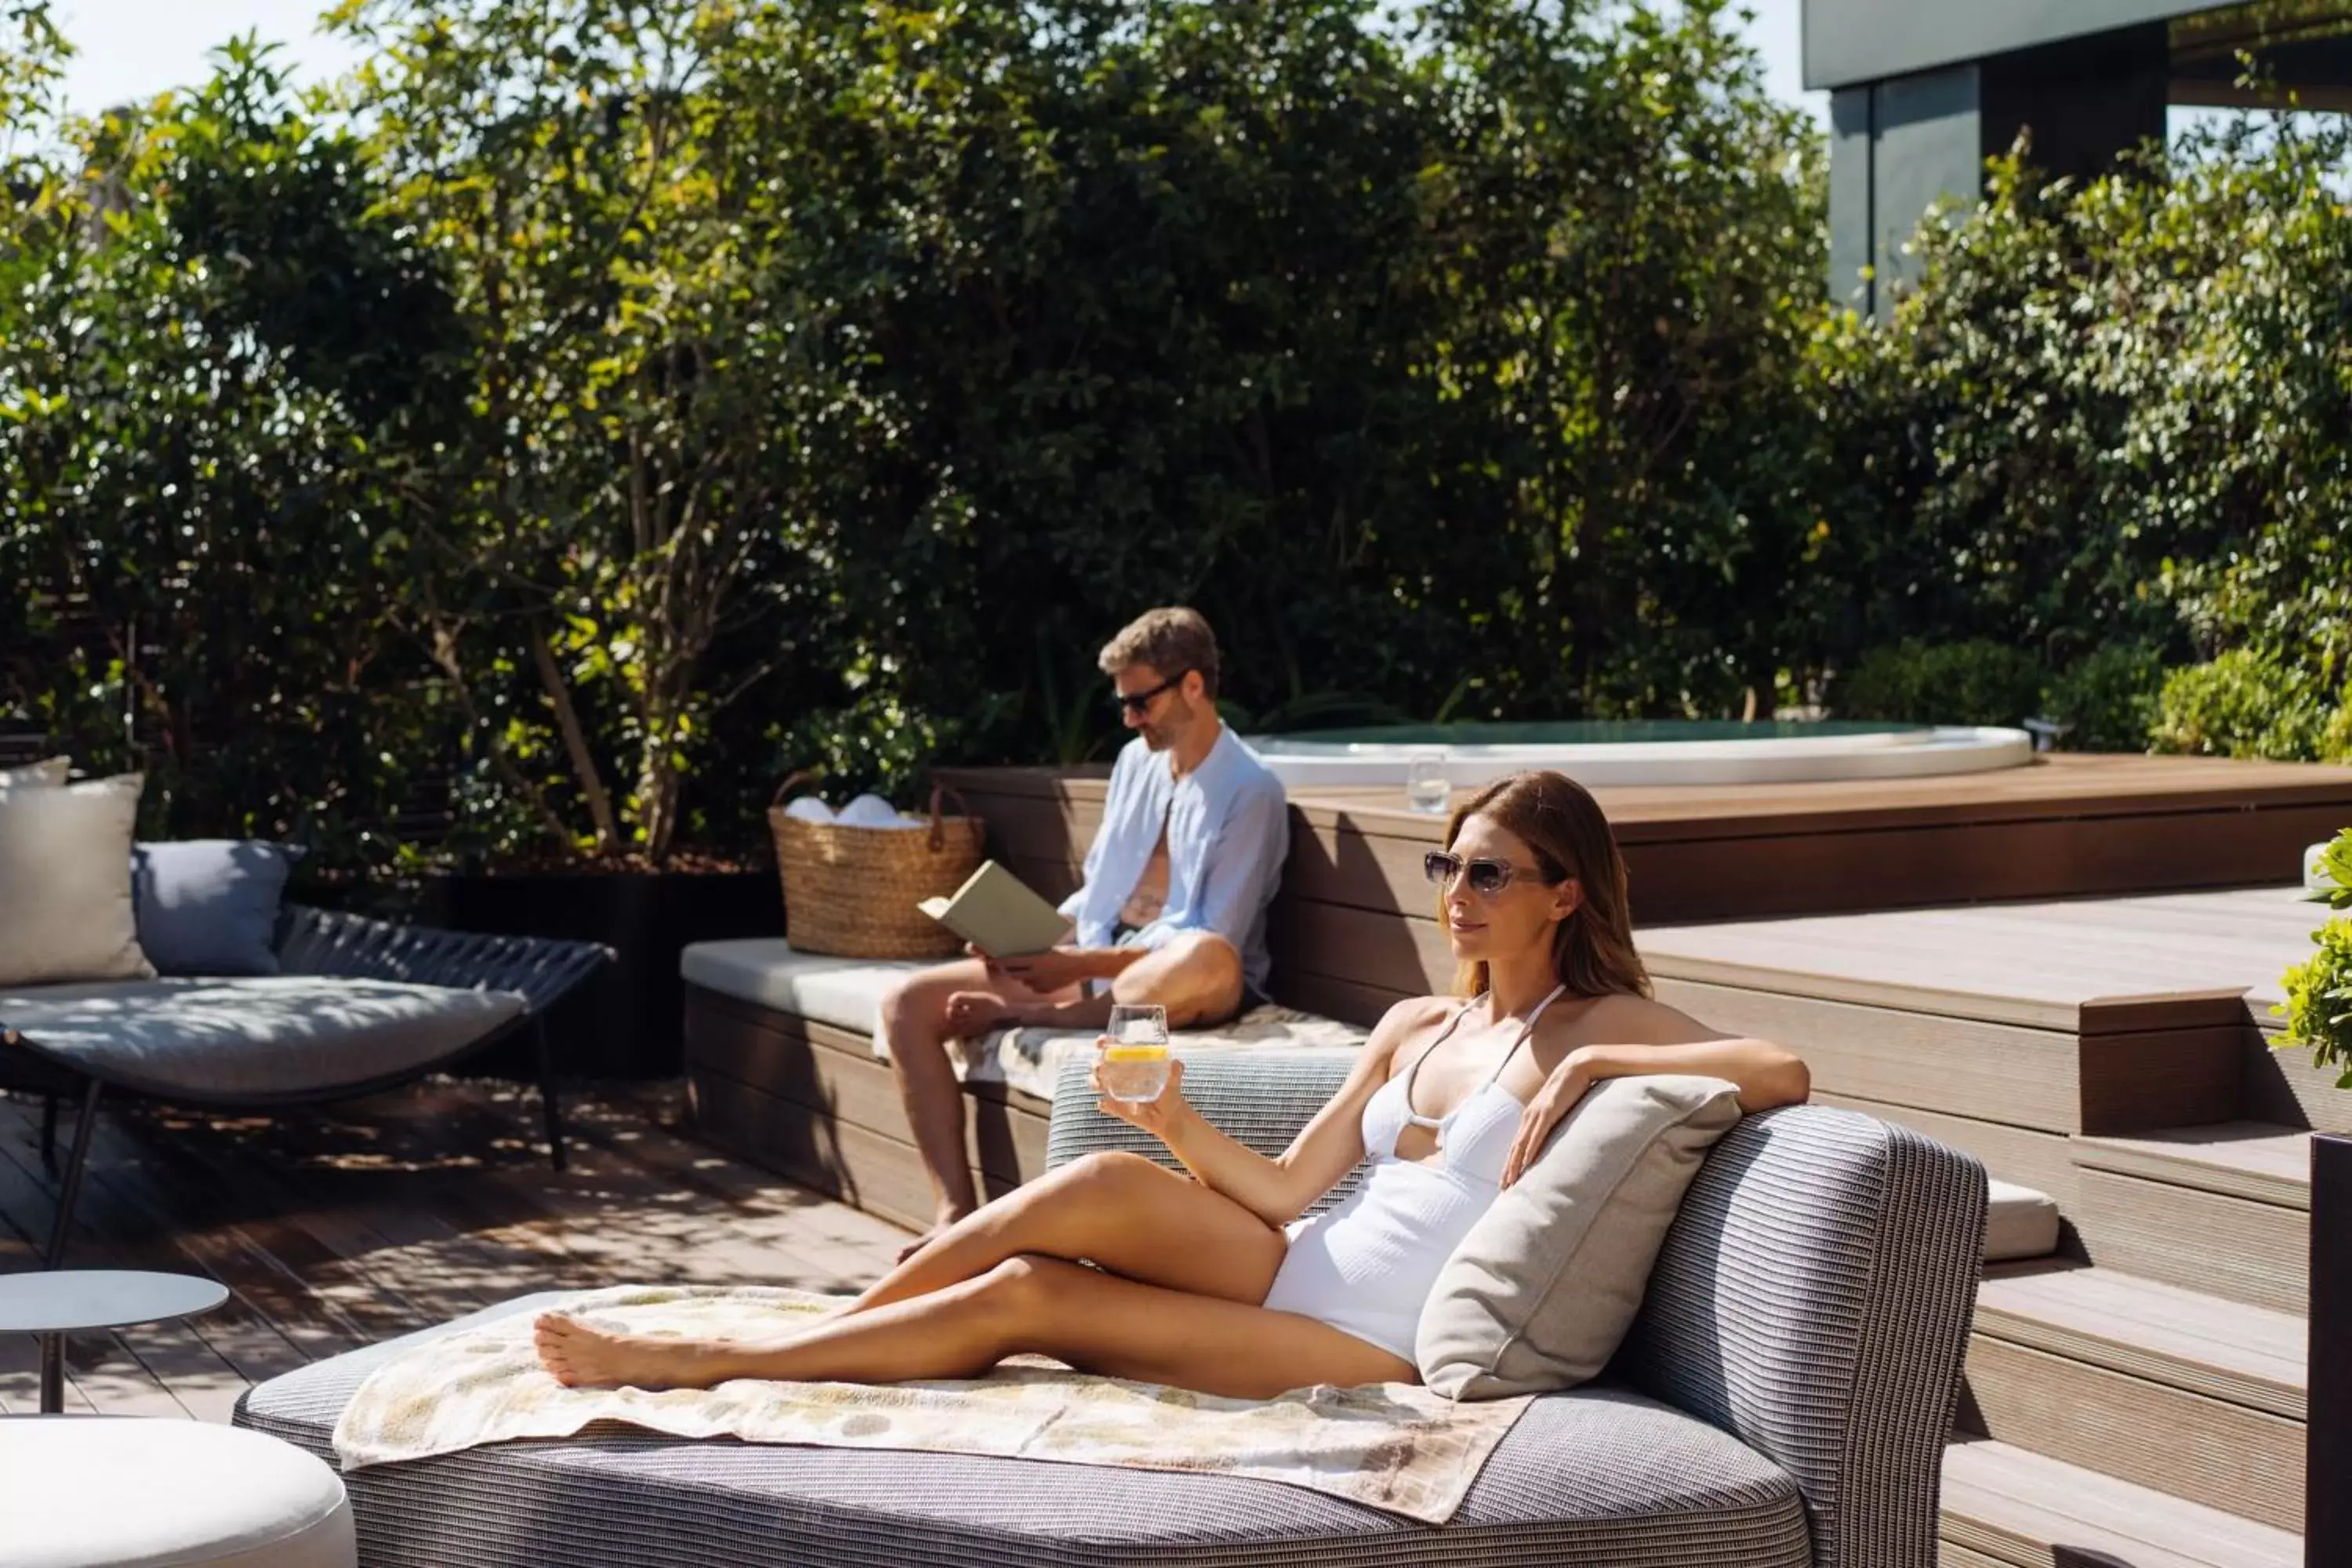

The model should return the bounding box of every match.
[1813,0,2352,312]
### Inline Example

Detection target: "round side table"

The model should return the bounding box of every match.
[0,1270,230,1413]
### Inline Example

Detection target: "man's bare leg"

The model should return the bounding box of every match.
[1112,931,1246,1027]
[996,930,1248,1033]
[877,959,1074,1260]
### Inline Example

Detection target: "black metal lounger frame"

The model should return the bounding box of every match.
[0,905,612,1270]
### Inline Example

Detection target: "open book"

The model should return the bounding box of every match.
[918,860,1074,958]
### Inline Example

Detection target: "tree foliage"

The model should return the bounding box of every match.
[1819,113,2352,753]
[5,0,1834,866]
[0,33,445,856]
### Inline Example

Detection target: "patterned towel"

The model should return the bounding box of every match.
[944,1004,1368,1101]
[332,1284,1527,1525]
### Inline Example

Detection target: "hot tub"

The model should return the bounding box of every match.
[1242,720,2035,790]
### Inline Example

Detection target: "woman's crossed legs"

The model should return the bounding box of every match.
[535,1151,1414,1399]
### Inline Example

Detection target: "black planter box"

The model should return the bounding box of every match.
[385,869,781,1079]
[2314,1133,2349,1568]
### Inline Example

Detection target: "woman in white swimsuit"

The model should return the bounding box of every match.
[535,770,1812,1396]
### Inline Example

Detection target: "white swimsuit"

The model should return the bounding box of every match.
[1261,985,1566,1363]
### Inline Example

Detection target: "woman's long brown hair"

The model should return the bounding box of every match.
[1441,770,1650,1002]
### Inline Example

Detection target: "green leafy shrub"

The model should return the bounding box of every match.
[2278,827,2352,1086]
[1832,640,2045,727]
[2042,643,2166,753]
[2149,651,2343,762]
[27,0,2352,871]
[1823,114,2352,752]
[2280,917,2352,1087]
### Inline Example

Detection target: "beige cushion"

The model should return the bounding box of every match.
[680,939,1367,1102]
[680,937,925,1035]
[1985,1178,2061,1261]
[0,771,155,986]
[0,755,69,789]
[1417,1074,1742,1400]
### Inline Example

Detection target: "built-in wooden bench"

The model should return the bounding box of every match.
[680,940,1363,1233]
[679,941,1058,1232]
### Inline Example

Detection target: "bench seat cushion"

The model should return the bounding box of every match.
[236,1296,1810,1568]
[680,939,924,1036]
[0,977,526,1099]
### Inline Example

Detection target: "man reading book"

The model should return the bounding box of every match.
[877,607,1289,1252]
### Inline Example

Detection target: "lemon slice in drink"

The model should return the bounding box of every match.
[1102,1044,1169,1062]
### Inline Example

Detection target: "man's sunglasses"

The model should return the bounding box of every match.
[1115,670,1191,716]
[1423,851,1555,898]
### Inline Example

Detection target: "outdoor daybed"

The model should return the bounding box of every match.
[2,904,611,1269]
[232,1051,1990,1568]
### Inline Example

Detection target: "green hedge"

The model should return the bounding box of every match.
[2151,652,2352,764]
[1817,114,2352,753]
[1831,641,2045,730]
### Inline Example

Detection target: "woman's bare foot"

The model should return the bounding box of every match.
[533,1312,737,1391]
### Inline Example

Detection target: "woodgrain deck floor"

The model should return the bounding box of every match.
[0,1081,912,1418]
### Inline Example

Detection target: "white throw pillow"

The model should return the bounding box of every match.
[0,772,156,986]
[0,756,70,791]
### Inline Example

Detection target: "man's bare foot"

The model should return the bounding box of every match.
[894,1211,972,1264]
[942,991,1014,1038]
[534,1312,736,1391]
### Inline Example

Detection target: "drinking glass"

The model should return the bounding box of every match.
[1100,1004,1172,1104]
[1405,751,1451,815]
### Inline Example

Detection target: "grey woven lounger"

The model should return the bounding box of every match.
[2,905,610,1269]
[234,1049,1987,1568]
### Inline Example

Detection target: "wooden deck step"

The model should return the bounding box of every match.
[2067,1124,2311,1313]
[1650,973,2242,1139]
[2073,1121,2311,1210]
[1962,1265,2305,1530]
[1941,1438,2302,1568]
[1975,1264,2305,1421]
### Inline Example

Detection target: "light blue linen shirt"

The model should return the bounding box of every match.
[1058,728,1290,996]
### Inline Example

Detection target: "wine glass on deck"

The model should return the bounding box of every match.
[1405,751,1451,815]
[1100,1004,1172,1103]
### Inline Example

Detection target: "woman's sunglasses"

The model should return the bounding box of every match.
[1423,851,1555,898]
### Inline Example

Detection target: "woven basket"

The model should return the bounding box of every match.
[768,775,985,960]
